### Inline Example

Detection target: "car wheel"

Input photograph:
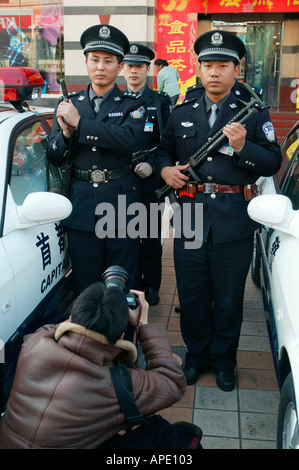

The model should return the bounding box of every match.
[251,233,261,288]
[277,372,299,449]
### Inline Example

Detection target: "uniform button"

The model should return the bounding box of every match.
[207,176,213,181]
[93,183,98,188]
[211,193,216,199]
[92,165,97,170]
[207,157,213,162]
[92,146,97,152]
[91,136,94,140]
[94,136,98,141]
[87,135,90,139]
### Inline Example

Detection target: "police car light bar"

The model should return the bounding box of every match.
[0,67,45,102]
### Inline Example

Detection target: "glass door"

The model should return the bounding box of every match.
[211,21,282,110]
[245,23,282,110]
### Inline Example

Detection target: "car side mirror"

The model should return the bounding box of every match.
[248,194,299,239]
[17,192,72,225]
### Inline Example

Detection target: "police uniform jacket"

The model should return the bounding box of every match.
[46,84,146,232]
[133,85,171,193]
[155,83,282,243]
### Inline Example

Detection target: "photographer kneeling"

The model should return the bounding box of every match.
[0,281,202,449]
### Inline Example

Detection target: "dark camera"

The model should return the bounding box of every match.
[102,265,139,310]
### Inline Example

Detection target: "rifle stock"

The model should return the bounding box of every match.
[156,97,259,201]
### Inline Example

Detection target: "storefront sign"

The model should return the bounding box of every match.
[156,12,197,98]
[158,0,299,14]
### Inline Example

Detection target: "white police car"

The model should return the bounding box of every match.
[248,121,299,449]
[0,67,74,411]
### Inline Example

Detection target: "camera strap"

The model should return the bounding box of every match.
[109,361,148,426]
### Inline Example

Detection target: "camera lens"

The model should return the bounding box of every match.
[102,266,139,310]
[102,265,130,291]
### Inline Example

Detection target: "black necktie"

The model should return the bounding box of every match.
[93,96,103,113]
[208,103,218,128]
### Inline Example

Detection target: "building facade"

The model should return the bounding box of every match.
[0,0,298,112]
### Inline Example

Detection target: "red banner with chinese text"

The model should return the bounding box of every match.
[156,13,197,98]
[158,0,299,14]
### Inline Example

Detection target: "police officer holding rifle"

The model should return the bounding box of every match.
[47,25,147,295]
[155,30,282,390]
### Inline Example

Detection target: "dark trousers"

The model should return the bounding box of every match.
[174,230,253,372]
[67,227,140,295]
[139,194,162,292]
[99,416,180,449]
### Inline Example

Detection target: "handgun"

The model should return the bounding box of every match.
[60,78,68,101]
[59,78,69,125]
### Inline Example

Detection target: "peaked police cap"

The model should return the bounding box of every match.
[123,43,155,65]
[80,24,130,58]
[194,30,246,63]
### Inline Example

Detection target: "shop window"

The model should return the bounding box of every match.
[0,0,64,94]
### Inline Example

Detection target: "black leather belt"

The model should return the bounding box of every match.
[73,166,131,184]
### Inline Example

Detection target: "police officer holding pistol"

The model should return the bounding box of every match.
[155,30,282,391]
[47,25,147,294]
[123,44,172,305]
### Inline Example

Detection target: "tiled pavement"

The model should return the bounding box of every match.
[148,214,280,449]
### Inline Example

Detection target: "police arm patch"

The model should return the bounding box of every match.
[262,122,276,142]
[130,106,145,119]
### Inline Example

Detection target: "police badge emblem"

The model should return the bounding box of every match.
[130,45,138,54]
[99,26,110,38]
[211,32,223,45]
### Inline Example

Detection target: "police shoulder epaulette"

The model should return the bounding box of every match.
[68,90,81,98]
[172,97,197,110]
[58,89,81,103]
[186,83,203,94]
[122,91,142,99]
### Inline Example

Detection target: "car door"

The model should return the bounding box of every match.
[0,114,70,345]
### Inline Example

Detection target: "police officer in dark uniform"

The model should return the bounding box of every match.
[47,25,147,294]
[123,44,172,305]
[155,30,282,390]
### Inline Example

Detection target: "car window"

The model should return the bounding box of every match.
[281,153,299,210]
[10,120,63,204]
[278,123,299,184]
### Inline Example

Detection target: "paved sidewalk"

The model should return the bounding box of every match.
[148,219,279,449]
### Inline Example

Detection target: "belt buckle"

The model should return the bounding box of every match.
[204,183,215,194]
[90,169,107,183]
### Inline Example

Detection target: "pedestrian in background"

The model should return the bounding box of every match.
[123,44,172,305]
[155,30,282,391]
[46,25,147,295]
[154,58,181,106]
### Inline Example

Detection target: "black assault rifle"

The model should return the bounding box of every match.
[155,97,261,205]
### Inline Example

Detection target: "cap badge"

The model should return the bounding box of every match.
[130,45,138,54]
[211,32,223,46]
[99,26,110,39]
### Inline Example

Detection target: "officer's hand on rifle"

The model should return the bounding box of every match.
[161,163,190,189]
[222,122,247,152]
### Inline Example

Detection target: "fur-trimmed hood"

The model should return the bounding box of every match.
[55,321,138,364]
